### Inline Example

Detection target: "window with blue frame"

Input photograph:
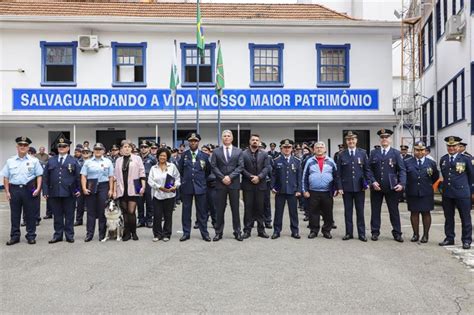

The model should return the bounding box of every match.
[248,43,284,87]
[112,42,146,87]
[180,43,215,87]
[452,0,464,13]
[40,41,77,86]
[436,0,443,39]
[437,69,465,129]
[316,43,350,87]
[421,14,433,72]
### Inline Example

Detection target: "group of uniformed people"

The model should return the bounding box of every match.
[1,128,472,249]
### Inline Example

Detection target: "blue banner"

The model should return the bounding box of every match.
[13,89,378,111]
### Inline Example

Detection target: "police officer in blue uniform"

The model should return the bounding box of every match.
[137,140,157,228]
[369,128,407,242]
[1,137,44,245]
[178,133,212,242]
[336,131,373,242]
[74,146,90,226]
[438,136,473,250]
[400,145,413,160]
[80,143,115,242]
[42,138,81,243]
[404,141,439,243]
[270,139,302,239]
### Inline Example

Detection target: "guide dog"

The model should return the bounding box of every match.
[102,199,124,242]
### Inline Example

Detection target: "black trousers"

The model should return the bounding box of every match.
[370,190,402,237]
[9,185,36,241]
[206,187,217,225]
[181,193,209,238]
[49,196,76,240]
[342,191,366,237]
[153,197,174,238]
[85,182,108,239]
[442,197,472,244]
[137,183,154,224]
[243,189,265,234]
[75,194,85,223]
[274,193,299,235]
[215,187,241,236]
[263,182,272,224]
[308,191,333,234]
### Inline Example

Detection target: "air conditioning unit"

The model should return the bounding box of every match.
[445,14,465,41]
[78,35,99,51]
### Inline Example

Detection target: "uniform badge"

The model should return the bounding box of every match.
[200,160,206,170]
[442,160,446,167]
[427,167,433,176]
[456,162,465,173]
[389,158,393,167]
[291,163,296,171]
[68,163,72,173]
[358,157,361,165]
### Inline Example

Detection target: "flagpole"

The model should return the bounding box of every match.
[173,39,178,148]
[217,40,222,146]
[196,52,200,134]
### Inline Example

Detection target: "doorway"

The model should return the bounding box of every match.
[96,130,126,152]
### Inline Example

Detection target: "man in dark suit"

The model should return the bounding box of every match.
[210,130,244,241]
[369,128,407,242]
[241,134,272,239]
[178,133,212,242]
[42,138,81,243]
[337,131,373,242]
[439,136,473,250]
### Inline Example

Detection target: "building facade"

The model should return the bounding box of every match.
[0,1,399,168]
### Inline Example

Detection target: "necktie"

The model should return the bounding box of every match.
[418,159,422,167]
[382,149,386,156]
[59,157,64,166]
[450,156,454,165]
[226,147,230,161]
[191,152,196,163]
[350,150,354,157]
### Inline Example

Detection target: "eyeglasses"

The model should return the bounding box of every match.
[18,144,28,147]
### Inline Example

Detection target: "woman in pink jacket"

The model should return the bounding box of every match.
[114,140,146,241]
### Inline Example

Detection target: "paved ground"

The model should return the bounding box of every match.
[0,192,472,314]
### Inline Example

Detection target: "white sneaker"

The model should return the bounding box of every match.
[163,237,170,242]
[153,237,159,242]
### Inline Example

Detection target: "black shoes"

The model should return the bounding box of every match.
[394,235,404,243]
[20,221,26,227]
[193,223,199,229]
[371,235,379,241]
[342,234,353,241]
[322,232,332,239]
[420,235,428,243]
[462,243,471,250]
[137,222,146,228]
[180,235,190,242]
[258,232,270,239]
[265,223,273,229]
[359,236,367,242]
[122,234,131,242]
[438,239,454,246]
[66,239,75,243]
[146,222,153,228]
[131,233,139,241]
[234,233,244,241]
[6,239,19,246]
[27,239,36,245]
[43,215,52,219]
[74,221,83,226]
[303,216,309,222]
[213,234,222,242]
[84,236,93,242]
[271,233,280,239]
[291,233,301,239]
[332,223,337,229]
[48,238,62,244]
[411,235,419,242]
[242,232,251,239]
[203,235,211,242]
[308,232,318,239]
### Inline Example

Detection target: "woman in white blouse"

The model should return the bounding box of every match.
[148,148,181,242]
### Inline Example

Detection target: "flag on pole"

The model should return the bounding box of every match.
[169,41,180,96]
[215,41,225,97]
[196,0,205,55]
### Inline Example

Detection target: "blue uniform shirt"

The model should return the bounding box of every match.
[178,150,211,195]
[369,147,407,191]
[141,153,157,177]
[336,148,373,192]
[439,153,473,199]
[80,156,114,183]
[404,157,440,197]
[271,154,302,194]
[1,154,43,185]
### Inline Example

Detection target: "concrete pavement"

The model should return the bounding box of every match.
[0,192,472,313]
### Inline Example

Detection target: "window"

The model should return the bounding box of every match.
[294,130,319,144]
[180,43,216,87]
[421,97,435,147]
[437,69,465,129]
[421,14,434,72]
[437,0,464,39]
[249,43,284,87]
[40,41,77,86]
[112,42,147,87]
[316,43,350,87]
[453,0,464,13]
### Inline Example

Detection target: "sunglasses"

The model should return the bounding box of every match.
[18,143,29,147]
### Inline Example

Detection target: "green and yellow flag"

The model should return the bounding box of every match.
[169,41,180,96]
[196,0,205,55]
[215,41,225,97]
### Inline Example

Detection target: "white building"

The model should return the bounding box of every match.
[415,0,473,158]
[0,0,399,169]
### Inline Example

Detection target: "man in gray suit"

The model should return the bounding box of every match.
[242,134,272,239]
[211,130,244,241]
